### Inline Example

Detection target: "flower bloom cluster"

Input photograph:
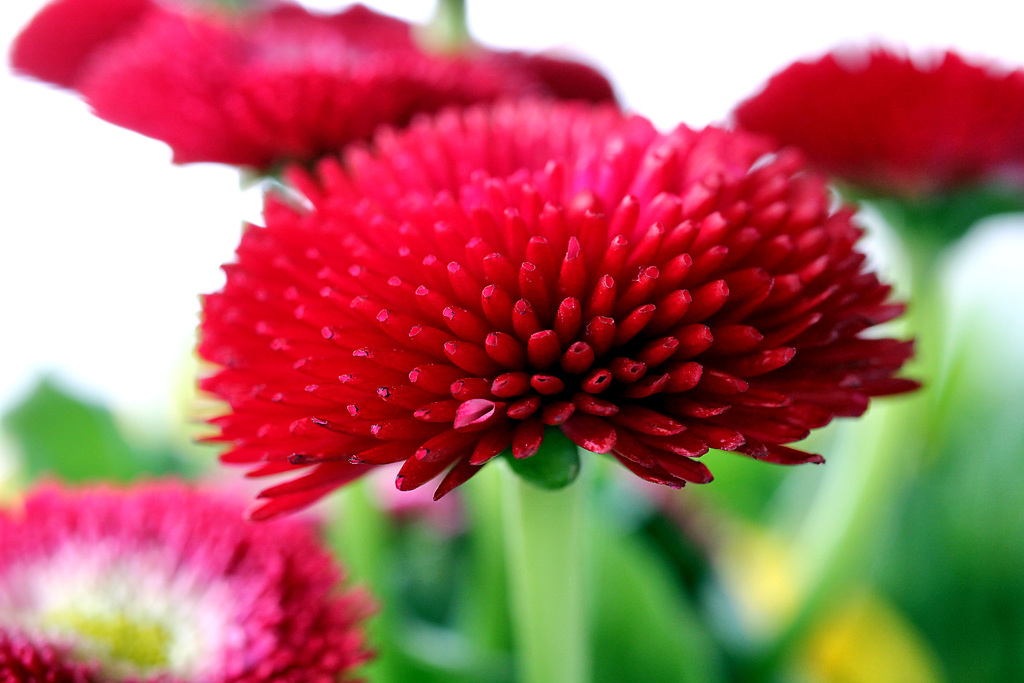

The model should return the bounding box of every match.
[733,48,1024,196]
[198,100,917,519]
[11,0,614,169]
[0,482,372,682]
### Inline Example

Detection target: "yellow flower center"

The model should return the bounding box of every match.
[42,608,172,673]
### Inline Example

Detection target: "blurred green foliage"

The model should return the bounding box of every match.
[328,465,727,683]
[876,310,1024,683]
[852,185,1024,248]
[2,377,195,485]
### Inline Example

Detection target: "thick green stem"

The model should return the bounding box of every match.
[500,459,589,683]
[418,0,472,53]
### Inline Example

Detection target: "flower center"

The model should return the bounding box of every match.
[40,607,172,672]
[0,545,236,682]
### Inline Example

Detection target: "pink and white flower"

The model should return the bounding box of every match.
[0,482,373,682]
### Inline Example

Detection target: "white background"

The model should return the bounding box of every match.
[2,0,1023,434]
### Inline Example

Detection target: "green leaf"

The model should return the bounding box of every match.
[591,513,727,683]
[327,480,513,683]
[2,377,192,484]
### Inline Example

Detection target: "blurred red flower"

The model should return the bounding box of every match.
[199,100,916,519]
[11,0,614,169]
[733,48,1024,196]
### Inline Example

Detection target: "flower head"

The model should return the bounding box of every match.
[199,100,916,519]
[11,0,614,169]
[732,48,1024,196]
[0,482,373,682]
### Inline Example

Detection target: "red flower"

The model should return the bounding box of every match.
[199,101,916,519]
[11,0,614,169]
[732,48,1024,196]
[0,482,373,682]
[0,632,98,683]
[7,0,149,90]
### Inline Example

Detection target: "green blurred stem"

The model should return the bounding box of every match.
[746,200,948,678]
[501,459,589,683]
[873,199,961,446]
[420,0,471,52]
[460,462,512,652]
[748,400,920,678]
[870,200,948,292]
[743,187,1015,676]
[328,481,401,683]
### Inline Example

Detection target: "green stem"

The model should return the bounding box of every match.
[747,399,921,679]
[418,0,472,53]
[460,462,512,653]
[889,211,963,457]
[744,203,946,678]
[500,459,589,683]
[327,480,401,683]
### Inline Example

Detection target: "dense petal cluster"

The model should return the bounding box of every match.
[0,483,372,682]
[733,47,1024,196]
[0,631,98,683]
[11,0,614,169]
[199,101,916,519]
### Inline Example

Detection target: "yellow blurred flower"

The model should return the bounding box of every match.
[717,523,802,634]
[800,591,944,683]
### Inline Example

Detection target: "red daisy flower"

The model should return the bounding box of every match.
[0,631,99,683]
[198,100,917,520]
[10,0,614,169]
[0,482,373,682]
[732,47,1024,196]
